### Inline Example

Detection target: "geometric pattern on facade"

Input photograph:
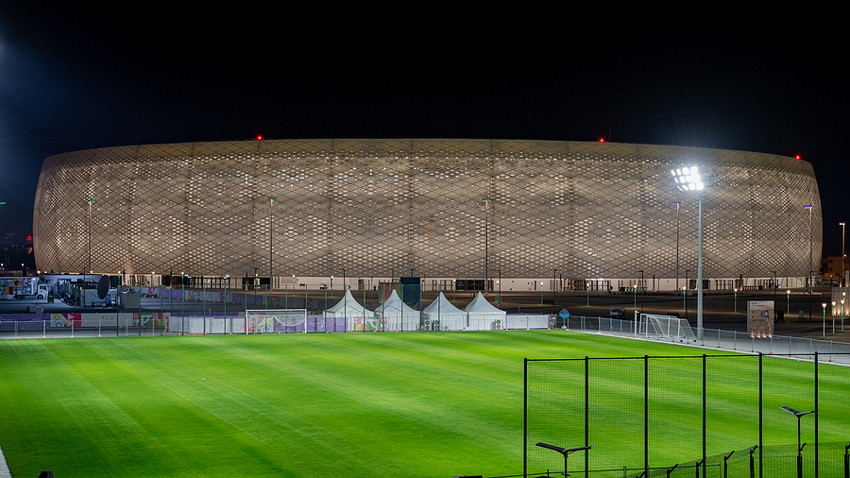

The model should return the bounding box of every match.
[33,139,821,281]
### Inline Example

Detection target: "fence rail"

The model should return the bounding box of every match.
[525,352,850,478]
[558,315,850,365]
[0,312,553,338]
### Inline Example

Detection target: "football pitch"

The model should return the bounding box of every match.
[0,330,845,477]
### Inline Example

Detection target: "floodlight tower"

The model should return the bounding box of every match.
[670,166,708,341]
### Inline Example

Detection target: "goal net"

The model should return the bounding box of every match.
[245,309,308,334]
[638,313,696,342]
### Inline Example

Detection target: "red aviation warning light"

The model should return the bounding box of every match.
[598,138,606,143]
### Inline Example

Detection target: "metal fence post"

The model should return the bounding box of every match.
[585,356,590,478]
[644,355,649,476]
[702,354,707,470]
[523,357,528,478]
[749,445,757,478]
[815,351,819,478]
[759,354,763,478]
[723,450,735,478]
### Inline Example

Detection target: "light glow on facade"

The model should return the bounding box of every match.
[33,139,822,287]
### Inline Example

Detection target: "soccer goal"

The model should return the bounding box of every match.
[245,309,308,334]
[637,313,697,342]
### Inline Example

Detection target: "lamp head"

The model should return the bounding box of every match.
[780,406,816,417]
[670,166,707,192]
[536,442,566,453]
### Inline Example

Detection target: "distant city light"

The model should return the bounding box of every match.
[256,135,264,140]
[598,138,606,143]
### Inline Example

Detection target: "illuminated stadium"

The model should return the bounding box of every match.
[32,139,821,291]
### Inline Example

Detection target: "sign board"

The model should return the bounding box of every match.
[747,300,774,338]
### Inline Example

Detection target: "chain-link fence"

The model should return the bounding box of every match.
[525,353,850,478]
[559,315,850,366]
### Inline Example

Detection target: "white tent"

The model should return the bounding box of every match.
[464,292,507,330]
[324,290,377,331]
[374,290,420,331]
[422,292,466,331]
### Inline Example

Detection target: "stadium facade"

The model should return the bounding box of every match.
[33,139,822,291]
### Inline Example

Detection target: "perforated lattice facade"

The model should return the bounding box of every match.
[33,139,821,280]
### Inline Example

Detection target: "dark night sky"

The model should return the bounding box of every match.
[1,7,848,255]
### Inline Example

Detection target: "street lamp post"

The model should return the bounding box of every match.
[539,281,544,305]
[787,289,791,315]
[770,270,777,299]
[224,275,230,334]
[342,268,347,331]
[536,443,594,478]
[483,197,491,292]
[495,269,502,305]
[832,300,836,334]
[733,288,738,313]
[822,302,827,337]
[841,222,846,287]
[780,406,816,478]
[268,196,276,299]
[809,271,817,321]
[673,201,681,291]
[87,199,97,277]
[553,268,559,303]
[181,272,186,335]
[805,205,813,292]
[685,269,690,320]
[671,166,707,340]
[637,270,644,312]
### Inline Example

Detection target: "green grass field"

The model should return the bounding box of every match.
[0,331,846,477]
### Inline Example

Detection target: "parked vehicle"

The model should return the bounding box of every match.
[0,277,49,300]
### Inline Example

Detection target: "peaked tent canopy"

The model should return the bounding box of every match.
[324,290,376,331]
[374,289,420,331]
[422,292,466,331]
[464,292,507,330]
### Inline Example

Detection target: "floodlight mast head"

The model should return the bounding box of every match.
[670,166,706,192]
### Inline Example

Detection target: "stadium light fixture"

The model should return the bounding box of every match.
[780,406,816,478]
[535,442,594,478]
[670,165,710,340]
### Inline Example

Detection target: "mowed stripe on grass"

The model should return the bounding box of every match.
[1,331,840,477]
